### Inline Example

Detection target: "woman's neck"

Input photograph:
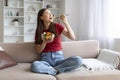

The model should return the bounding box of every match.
[44,22,51,30]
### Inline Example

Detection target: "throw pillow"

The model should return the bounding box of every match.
[0,46,17,70]
[97,49,120,69]
[0,46,4,51]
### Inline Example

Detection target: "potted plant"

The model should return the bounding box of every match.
[12,18,19,26]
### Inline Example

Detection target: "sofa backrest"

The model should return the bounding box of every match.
[0,40,99,63]
[0,42,39,63]
[62,40,99,58]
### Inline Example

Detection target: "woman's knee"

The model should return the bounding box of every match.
[31,61,38,67]
[31,61,40,72]
[69,56,83,66]
[31,61,48,72]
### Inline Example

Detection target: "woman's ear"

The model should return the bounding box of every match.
[40,16,43,20]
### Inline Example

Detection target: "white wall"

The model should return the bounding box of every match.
[62,0,80,41]
[63,0,88,41]
[78,0,87,40]
[0,0,3,42]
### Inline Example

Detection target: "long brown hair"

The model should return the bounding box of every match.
[35,8,57,44]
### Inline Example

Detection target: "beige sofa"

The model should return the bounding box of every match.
[0,40,120,80]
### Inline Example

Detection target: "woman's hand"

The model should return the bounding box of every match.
[60,14,68,23]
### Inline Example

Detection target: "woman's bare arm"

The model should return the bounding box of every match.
[35,42,47,54]
[60,15,76,40]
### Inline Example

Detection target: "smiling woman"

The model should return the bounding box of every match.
[30,8,82,75]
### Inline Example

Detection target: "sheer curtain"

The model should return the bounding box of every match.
[79,0,114,49]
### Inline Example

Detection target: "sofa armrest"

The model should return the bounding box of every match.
[97,49,120,69]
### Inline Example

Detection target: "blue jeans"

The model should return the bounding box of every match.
[31,50,83,75]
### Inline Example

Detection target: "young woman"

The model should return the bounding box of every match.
[31,8,83,75]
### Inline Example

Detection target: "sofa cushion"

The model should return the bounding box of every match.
[56,69,120,80]
[0,46,17,70]
[0,63,56,80]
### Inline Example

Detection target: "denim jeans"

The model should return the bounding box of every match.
[31,50,83,75]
